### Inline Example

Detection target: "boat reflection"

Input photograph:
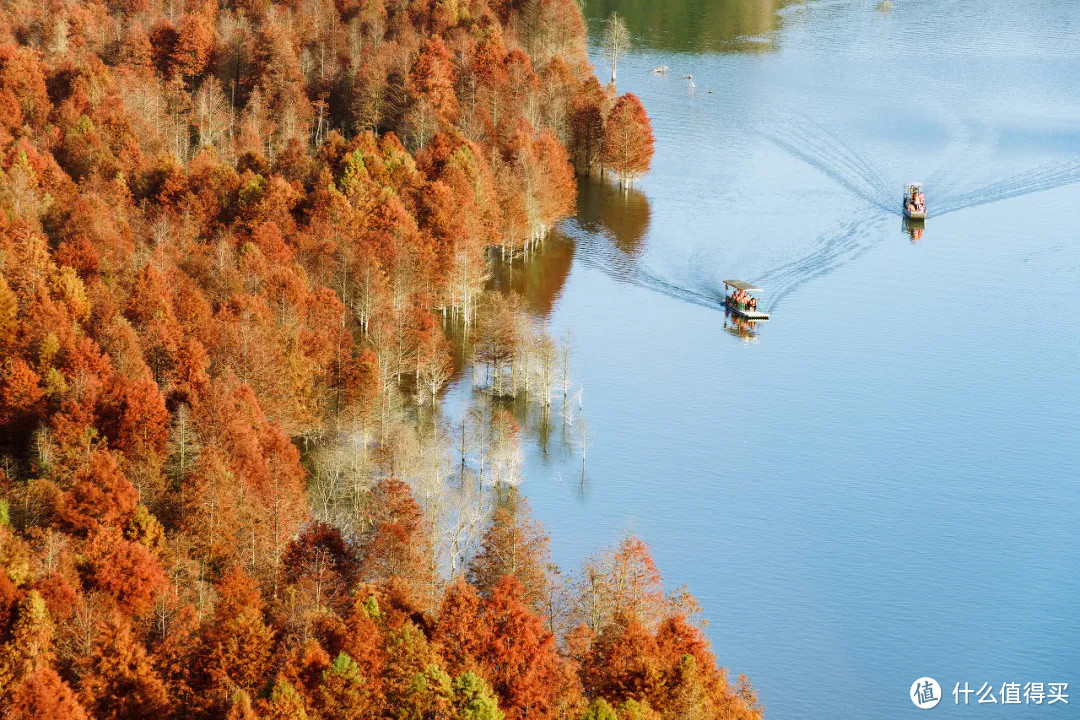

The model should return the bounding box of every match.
[902,216,925,243]
[723,310,763,342]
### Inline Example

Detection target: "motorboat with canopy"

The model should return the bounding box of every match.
[723,279,769,320]
[903,182,926,220]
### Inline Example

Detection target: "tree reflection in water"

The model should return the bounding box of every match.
[574,176,651,257]
[584,0,794,55]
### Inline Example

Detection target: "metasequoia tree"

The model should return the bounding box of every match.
[4,666,90,720]
[602,94,655,189]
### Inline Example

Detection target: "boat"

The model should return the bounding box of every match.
[723,279,770,320]
[903,182,926,220]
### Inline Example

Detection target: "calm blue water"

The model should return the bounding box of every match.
[455,1,1080,717]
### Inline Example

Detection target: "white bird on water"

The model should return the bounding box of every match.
[685,74,695,89]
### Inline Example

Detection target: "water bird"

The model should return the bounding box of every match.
[877,0,893,11]
[653,65,669,74]
[685,74,695,89]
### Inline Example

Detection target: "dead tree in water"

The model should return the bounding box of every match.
[602,12,631,84]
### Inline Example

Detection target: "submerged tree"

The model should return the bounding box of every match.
[602,13,632,84]
[602,93,655,189]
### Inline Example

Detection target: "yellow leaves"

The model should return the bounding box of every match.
[0,524,35,586]
[67,114,94,139]
[0,273,16,347]
[125,504,167,556]
[49,266,90,323]
[38,332,59,370]
[238,172,267,208]
[338,149,369,198]
[43,367,67,398]
[0,591,53,688]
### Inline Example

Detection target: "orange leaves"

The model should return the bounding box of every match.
[97,372,171,466]
[0,45,50,133]
[474,576,564,720]
[0,4,705,720]
[58,450,138,536]
[601,93,655,186]
[468,495,552,614]
[84,531,167,616]
[408,38,460,127]
[4,666,90,720]
[199,569,275,697]
[360,478,435,606]
[77,618,170,719]
[0,357,43,429]
[171,12,215,84]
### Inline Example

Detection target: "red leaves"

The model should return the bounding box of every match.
[4,666,90,720]
[602,93,655,185]
[59,450,138,536]
[283,522,359,611]
[0,357,43,429]
[85,532,166,616]
[361,478,434,606]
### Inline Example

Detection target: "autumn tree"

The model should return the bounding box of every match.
[197,569,275,708]
[473,577,568,720]
[283,521,359,612]
[360,478,435,607]
[4,666,90,720]
[468,493,552,615]
[602,94,654,188]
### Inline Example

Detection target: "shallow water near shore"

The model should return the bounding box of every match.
[450,0,1080,717]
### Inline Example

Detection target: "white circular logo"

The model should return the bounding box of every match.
[911,677,942,709]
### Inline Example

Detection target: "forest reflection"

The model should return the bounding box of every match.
[575,176,651,257]
[585,0,793,54]
[487,235,576,317]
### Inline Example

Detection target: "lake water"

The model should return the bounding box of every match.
[455,0,1080,717]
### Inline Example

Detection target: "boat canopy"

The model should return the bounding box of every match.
[722,279,763,292]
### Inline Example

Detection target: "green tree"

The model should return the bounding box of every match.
[580,698,617,720]
[450,671,503,720]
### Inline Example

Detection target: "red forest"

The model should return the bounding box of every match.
[0,0,755,717]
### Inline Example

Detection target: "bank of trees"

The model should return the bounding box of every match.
[0,0,744,717]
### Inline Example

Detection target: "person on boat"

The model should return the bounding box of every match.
[749,296,757,311]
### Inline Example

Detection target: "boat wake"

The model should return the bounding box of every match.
[932,158,1080,217]
[759,119,898,212]
[754,214,887,309]
[560,117,1080,317]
